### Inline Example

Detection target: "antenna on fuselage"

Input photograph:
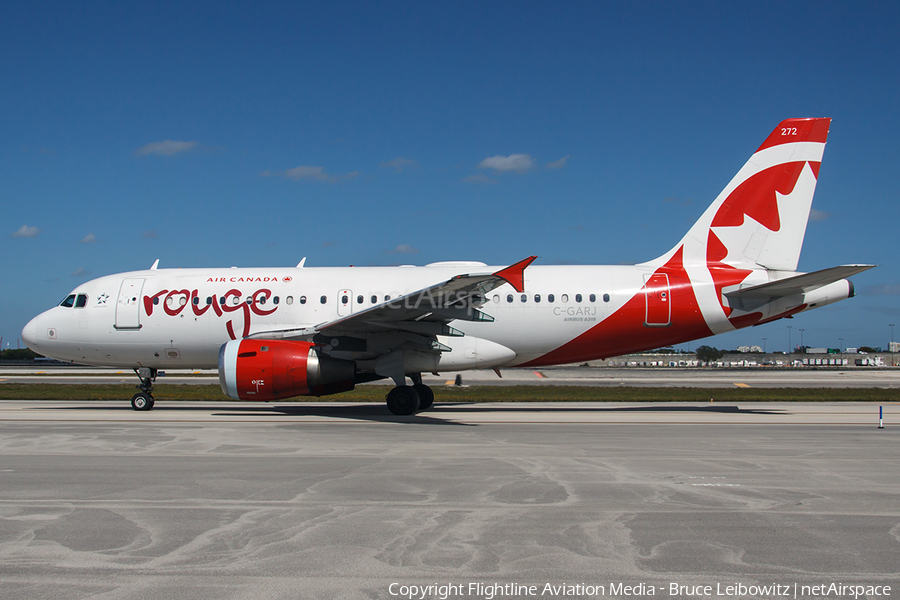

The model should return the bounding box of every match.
[296,257,307,268]
[150,259,160,270]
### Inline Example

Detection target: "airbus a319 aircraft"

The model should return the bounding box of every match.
[22,118,873,414]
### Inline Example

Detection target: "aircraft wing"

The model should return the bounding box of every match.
[725,264,875,300]
[248,256,537,341]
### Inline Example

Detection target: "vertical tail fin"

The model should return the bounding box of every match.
[650,118,831,272]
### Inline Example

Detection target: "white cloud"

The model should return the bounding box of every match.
[70,266,89,277]
[262,166,359,182]
[545,155,570,169]
[11,225,40,238]
[860,283,900,296]
[809,208,831,221]
[478,153,534,173]
[463,174,496,184]
[381,157,418,173]
[282,166,328,181]
[136,140,197,156]
[388,244,419,254]
[79,232,98,244]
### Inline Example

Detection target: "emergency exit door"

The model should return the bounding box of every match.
[643,273,670,327]
[337,289,354,316]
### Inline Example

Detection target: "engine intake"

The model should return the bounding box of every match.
[218,339,355,400]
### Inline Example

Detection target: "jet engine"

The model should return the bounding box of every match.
[218,339,355,401]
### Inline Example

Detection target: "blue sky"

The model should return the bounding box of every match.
[2,1,898,353]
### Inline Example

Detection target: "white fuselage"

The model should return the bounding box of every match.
[21,262,849,372]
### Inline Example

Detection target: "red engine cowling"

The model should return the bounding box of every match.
[218,339,355,400]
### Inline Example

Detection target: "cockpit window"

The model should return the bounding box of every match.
[59,295,76,308]
[75,294,88,308]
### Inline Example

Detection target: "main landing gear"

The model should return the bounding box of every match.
[385,373,435,416]
[131,367,157,411]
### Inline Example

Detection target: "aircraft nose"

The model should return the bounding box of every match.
[21,315,39,352]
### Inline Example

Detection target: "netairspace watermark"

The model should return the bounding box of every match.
[388,581,893,600]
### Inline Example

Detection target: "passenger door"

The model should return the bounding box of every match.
[115,278,144,330]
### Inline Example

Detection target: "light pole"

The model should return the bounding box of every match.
[799,328,805,352]
[839,337,844,353]
[788,326,792,353]
[891,324,895,366]
[762,337,767,353]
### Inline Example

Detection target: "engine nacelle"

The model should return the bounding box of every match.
[218,339,355,400]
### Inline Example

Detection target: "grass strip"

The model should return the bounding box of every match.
[0,383,896,402]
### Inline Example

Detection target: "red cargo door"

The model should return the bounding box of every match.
[644,273,670,327]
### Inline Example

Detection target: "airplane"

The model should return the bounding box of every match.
[21,118,874,415]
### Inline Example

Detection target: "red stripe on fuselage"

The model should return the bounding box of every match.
[521,246,713,366]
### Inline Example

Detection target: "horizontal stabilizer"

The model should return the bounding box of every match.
[725,265,875,300]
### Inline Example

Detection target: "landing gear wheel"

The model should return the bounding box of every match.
[413,384,434,410]
[131,392,154,411]
[386,385,421,416]
[132,367,158,411]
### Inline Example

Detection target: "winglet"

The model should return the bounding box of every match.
[493,256,537,293]
[150,259,159,270]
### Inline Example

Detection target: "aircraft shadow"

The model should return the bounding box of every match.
[32,401,788,424]
[435,403,788,415]
[215,404,471,426]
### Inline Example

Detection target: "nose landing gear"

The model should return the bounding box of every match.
[131,367,157,411]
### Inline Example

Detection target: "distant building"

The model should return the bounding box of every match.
[890,342,900,353]
[737,345,763,353]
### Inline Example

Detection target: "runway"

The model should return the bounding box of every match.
[0,401,898,599]
[3,365,900,388]
[0,400,896,424]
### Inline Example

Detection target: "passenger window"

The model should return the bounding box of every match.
[219,297,226,305]
[520,294,527,303]
[603,293,610,302]
[231,296,240,306]
[193,297,200,305]
[561,294,569,303]
[75,294,88,308]
[384,295,391,301]
[534,294,541,303]
[320,295,327,304]
[575,294,582,303]
[341,295,348,304]
[206,297,213,305]
[59,295,76,308]
[180,296,187,306]
[492,294,500,303]
[299,296,307,304]
[286,296,294,305]
[371,295,377,304]
[245,296,253,304]
[548,294,555,303]
[259,296,267,305]
[507,294,513,303]
[589,294,596,303]
[357,295,363,304]
[273,296,280,305]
